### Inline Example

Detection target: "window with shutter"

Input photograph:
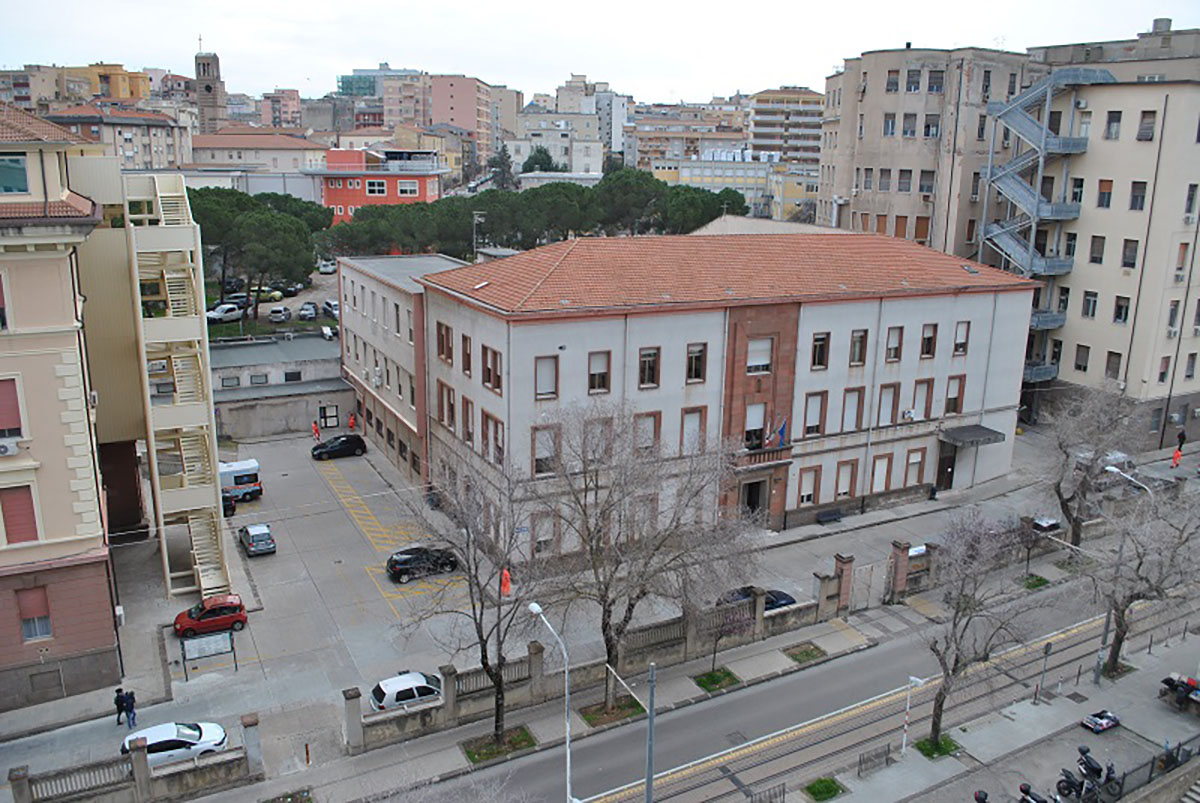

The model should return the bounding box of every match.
[587,351,610,393]
[534,356,557,400]
[0,485,36,543]
[744,403,765,449]
[0,379,20,437]
[746,338,772,374]
[681,409,703,455]
[843,389,862,432]
[804,392,825,436]
[17,586,51,640]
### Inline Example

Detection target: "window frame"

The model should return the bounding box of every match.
[849,329,868,366]
[885,326,903,362]
[533,355,559,401]
[945,374,965,415]
[842,386,864,432]
[797,466,822,507]
[587,350,611,394]
[803,391,828,437]
[638,346,661,389]
[877,382,901,426]
[685,342,707,384]
[920,323,937,359]
[680,406,707,455]
[531,424,562,477]
[811,332,830,370]
[633,411,662,457]
[952,321,970,356]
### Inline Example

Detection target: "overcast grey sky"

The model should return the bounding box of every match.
[2,1,1195,104]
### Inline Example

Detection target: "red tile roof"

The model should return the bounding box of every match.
[421,234,1035,316]
[194,133,324,150]
[0,191,97,221]
[0,101,87,144]
[45,104,175,124]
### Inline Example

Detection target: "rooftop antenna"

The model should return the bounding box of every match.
[198,34,202,52]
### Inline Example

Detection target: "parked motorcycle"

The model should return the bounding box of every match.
[1018,781,1058,802]
[1057,768,1099,801]
[1077,745,1121,796]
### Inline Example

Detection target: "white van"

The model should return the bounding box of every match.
[219,459,262,501]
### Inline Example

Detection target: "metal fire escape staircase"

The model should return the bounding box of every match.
[126,174,231,598]
[981,68,1115,384]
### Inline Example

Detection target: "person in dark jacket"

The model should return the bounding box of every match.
[123,690,137,729]
[114,688,126,725]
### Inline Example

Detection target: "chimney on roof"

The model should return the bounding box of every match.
[905,42,912,49]
[1151,18,1171,33]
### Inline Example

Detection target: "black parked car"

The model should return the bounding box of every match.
[385,546,459,584]
[718,586,797,611]
[311,433,367,460]
[221,489,237,518]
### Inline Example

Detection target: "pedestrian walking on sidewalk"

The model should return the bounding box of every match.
[1173,447,1183,468]
[348,412,356,431]
[312,419,321,441]
[114,687,126,725]
[124,690,137,729]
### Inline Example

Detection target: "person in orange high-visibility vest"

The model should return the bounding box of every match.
[348,412,356,431]
[500,567,511,596]
[312,420,321,441]
[1173,447,1183,468]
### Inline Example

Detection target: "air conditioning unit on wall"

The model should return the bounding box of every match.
[0,438,20,457]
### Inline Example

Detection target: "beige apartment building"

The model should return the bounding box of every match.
[819,45,1044,252]
[748,87,823,171]
[507,110,604,174]
[0,65,90,110]
[261,89,302,128]
[982,19,1200,446]
[381,72,432,129]
[431,75,493,161]
[625,105,747,170]
[44,104,193,169]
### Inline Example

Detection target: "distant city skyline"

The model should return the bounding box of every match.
[2,1,1195,104]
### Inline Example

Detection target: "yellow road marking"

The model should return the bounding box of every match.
[316,462,419,553]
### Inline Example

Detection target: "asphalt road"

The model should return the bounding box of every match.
[388,582,1105,802]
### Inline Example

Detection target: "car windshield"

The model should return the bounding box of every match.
[176,723,202,741]
[371,684,385,704]
[425,674,442,691]
[251,533,272,543]
[187,603,205,618]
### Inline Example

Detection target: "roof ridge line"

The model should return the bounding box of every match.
[514,238,579,311]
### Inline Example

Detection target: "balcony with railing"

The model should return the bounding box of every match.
[1024,360,1059,383]
[1029,309,1067,330]
[736,444,792,468]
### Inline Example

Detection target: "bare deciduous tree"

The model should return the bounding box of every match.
[1042,385,1144,546]
[399,448,552,745]
[926,509,1034,745]
[526,400,760,710]
[1090,498,1198,675]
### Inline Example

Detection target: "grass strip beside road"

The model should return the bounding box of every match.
[462,726,536,764]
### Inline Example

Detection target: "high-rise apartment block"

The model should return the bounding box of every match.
[748,87,823,169]
[260,89,302,128]
[490,85,524,141]
[44,105,192,169]
[194,51,228,134]
[431,76,493,161]
[625,104,746,170]
[819,45,1041,251]
[381,72,432,129]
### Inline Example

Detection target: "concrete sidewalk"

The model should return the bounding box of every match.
[836,619,1200,802]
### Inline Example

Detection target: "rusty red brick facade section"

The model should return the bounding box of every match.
[0,558,113,667]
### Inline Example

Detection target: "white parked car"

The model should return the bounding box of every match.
[206,304,243,324]
[323,299,340,320]
[369,671,443,712]
[317,259,337,275]
[267,306,291,323]
[121,722,227,767]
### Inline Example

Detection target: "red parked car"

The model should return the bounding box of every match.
[173,594,247,638]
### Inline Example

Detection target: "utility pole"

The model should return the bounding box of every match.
[472,211,486,260]
[645,663,656,803]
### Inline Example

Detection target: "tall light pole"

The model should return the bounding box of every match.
[472,211,486,259]
[901,675,921,756]
[1092,465,1152,684]
[530,602,576,802]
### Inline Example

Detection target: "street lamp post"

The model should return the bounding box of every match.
[901,676,921,756]
[530,602,575,803]
[1092,466,1152,685]
[472,211,486,258]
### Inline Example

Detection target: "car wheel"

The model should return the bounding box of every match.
[398,571,411,584]
[232,621,245,632]
[354,448,364,456]
[182,628,196,638]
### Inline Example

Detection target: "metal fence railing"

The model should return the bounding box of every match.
[29,757,131,801]
[1110,730,1200,798]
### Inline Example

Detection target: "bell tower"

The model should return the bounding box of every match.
[194,49,228,134]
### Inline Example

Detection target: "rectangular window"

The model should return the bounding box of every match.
[906,69,921,92]
[849,330,867,366]
[1104,111,1122,140]
[976,114,987,140]
[905,449,926,487]
[886,70,899,93]
[746,338,772,374]
[435,322,454,363]
[397,180,419,196]
[952,321,969,356]
[532,426,560,476]
[437,381,456,432]
[481,346,503,394]
[803,391,827,436]
[686,343,707,383]
[366,179,386,195]
[982,69,991,98]
[923,115,940,138]
[1159,357,1171,383]
[1051,339,1063,364]
[1048,110,1062,135]
[914,216,930,244]
[878,383,899,426]
[250,373,268,385]
[878,169,891,191]
[1137,110,1156,141]
[895,215,908,238]
[1079,111,1092,138]
[461,335,472,376]
[836,460,857,499]
[1065,232,1077,257]
[1074,344,1091,372]
[1007,72,1017,97]
[882,113,896,137]
[863,168,873,190]
[918,171,935,194]
[902,113,916,137]
[1071,178,1084,203]
[284,370,301,383]
[406,309,414,343]
[0,154,30,194]
[1097,179,1112,208]
[1122,239,1139,268]
[913,378,933,420]
[534,356,558,400]
[871,453,892,493]
[945,376,964,414]
[927,70,944,93]
[1105,351,1122,380]
[744,403,765,450]
[1130,181,1147,211]
[0,378,22,438]
[17,587,50,641]
[798,468,820,506]
[462,397,474,445]
[681,407,705,455]
[898,170,912,192]
[634,412,661,456]
[1082,291,1098,319]
[1,485,37,544]
[857,113,864,138]
[920,323,937,358]
[842,387,863,432]
[1090,235,1105,264]
[1169,300,1180,328]
[885,326,902,361]
[1187,183,1198,215]
[1113,295,1130,324]
[588,351,610,393]
[1186,353,1196,380]
[811,332,829,369]
[638,347,661,388]
[1180,243,1191,272]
